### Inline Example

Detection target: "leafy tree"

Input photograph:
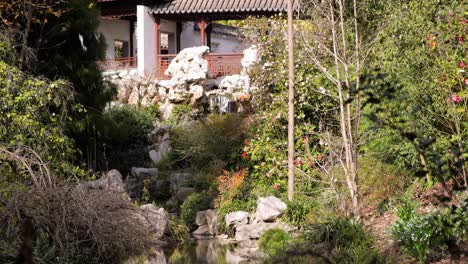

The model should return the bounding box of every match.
[0,48,82,180]
[1,0,116,171]
[370,0,467,188]
[0,0,66,69]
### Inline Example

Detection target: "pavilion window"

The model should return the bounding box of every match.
[114,40,129,59]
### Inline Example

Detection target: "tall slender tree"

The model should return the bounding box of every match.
[287,0,295,201]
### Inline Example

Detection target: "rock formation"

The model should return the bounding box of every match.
[255,196,288,222]
[79,169,126,193]
[192,209,218,238]
[105,45,259,118]
[147,126,171,164]
[137,204,168,240]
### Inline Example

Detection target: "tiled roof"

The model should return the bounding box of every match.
[149,0,300,15]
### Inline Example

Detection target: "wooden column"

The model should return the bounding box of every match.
[206,22,212,50]
[176,21,182,53]
[199,19,206,46]
[154,17,160,76]
[129,19,135,60]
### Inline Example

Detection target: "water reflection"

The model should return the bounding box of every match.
[130,239,259,264]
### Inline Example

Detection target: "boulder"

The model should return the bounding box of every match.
[148,126,171,164]
[225,211,250,227]
[193,209,217,237]
[165,46,210,83]
[190,84,206,103]
[131,167,159,178]
[235,221,286,241]
[127,86,141,105]
[148,126,170,144]
[79,169,125,193]
[169,172,193,193]
[175,187,195,202]
[218,74,250,92]
[226,240,260,262]
[256,196,287,222]
[149,149,165,164]
[168,86,191,103]
[116,79,133,103]
[137,204,168,241]
[241,45,259,72]
[159,100,175,120]
[126,167,161,199]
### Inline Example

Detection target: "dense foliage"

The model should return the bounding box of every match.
[368,0,467,187]
[96,105,157,174]
[258,228,292,257]
[0,2,150,263]
[0,42,82,180]
[267,217,384,263]
[390,199,467,262]
[0,0,466,262]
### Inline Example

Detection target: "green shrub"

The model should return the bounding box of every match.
[308,217,381,263]
[180,192,213,231]
[269,217,383,264]
[97,105,157,174]
[170,114,244,171]
[390,199,467,263]
[0,60,83,179]
[168,215,190,242]
[259,228,291,257]
[283,197,316,227]
[164,103,193,127]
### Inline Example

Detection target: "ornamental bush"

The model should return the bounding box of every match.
[180,192,213,231]
[259,228,292,257]
[96,105,157,174]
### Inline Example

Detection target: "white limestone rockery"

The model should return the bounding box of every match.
[104,45,259,119]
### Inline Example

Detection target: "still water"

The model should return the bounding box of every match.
[130,239,260,264]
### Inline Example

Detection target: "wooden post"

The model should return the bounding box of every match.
[287,0,295,201]
[199,19,206,46]
[155,17,160,76]
[176,21,182,53]
[206,22,212,50]
[129,19,135,63]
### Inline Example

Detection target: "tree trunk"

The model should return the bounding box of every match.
[16,217,34,264]
[419,151,432,185]
[19,2,33,71]
[287,0,295,201]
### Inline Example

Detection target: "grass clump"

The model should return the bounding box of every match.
[390,199,467,263]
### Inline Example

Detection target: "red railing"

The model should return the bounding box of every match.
[98,57,136,71]
[156,53,243,79]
